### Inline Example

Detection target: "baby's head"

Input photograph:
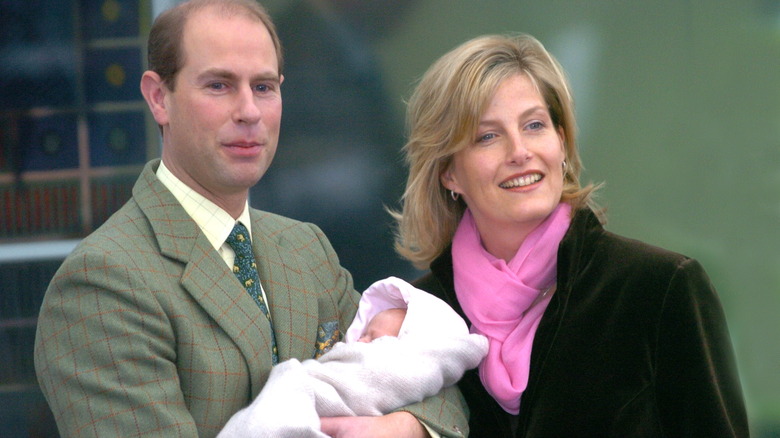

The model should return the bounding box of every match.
[357,308,407,343]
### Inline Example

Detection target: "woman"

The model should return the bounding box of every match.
[393,34,749,437]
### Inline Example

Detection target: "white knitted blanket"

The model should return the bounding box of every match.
[218,277,488,438]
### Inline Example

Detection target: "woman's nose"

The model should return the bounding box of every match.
[507,134,532,164]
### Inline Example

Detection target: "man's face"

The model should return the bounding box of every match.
[157,6,282,210]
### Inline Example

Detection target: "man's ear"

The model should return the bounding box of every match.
[140,71,169,126]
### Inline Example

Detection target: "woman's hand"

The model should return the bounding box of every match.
[320,411,430,438]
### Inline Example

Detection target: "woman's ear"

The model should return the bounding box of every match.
[440,166,458,192]
[140,71,169,126]
[557,126,566,154]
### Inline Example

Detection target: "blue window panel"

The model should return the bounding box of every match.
[0,0,77,109]
[19,113,79,171]
[81,0,141,39]
[88,110,146,166]
[84,47,143,104]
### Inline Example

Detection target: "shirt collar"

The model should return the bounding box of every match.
[156,160,252,251]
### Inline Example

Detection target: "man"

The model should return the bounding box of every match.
[33,1,467,437]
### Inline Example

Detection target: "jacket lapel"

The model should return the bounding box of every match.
[133,160,273,396]
[520,208,601,415]
[178,243,274,396]
[249,211,320,362]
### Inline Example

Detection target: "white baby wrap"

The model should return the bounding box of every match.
[218,277,488,438]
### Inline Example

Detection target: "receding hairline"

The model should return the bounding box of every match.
[177,4,280,77]
[182,3,274,46]
[185,1,267,25]
[148,0,283,91]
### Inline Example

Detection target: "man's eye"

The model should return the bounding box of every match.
[255,84,269,92]
[208,83,225,90]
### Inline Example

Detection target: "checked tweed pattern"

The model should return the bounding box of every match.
[226,223,278,364]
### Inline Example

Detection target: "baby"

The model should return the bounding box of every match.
[219,277,488,438]
[356,307,407,343]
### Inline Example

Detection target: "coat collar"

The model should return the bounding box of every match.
[429,207,604,322]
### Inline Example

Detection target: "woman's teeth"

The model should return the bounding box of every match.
[500,173,542,188]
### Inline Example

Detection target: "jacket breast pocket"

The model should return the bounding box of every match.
[314,320,341,358]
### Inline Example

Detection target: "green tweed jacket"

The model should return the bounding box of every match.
[34,160,468,438]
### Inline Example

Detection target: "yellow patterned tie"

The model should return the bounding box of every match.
[226,223,278,364]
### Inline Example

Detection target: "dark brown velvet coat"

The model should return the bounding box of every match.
[414,208,749,437]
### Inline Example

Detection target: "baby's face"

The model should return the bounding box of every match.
[357,308,407,343]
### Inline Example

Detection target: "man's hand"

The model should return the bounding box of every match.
[320,411,430,438]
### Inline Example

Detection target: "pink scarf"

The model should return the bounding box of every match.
[452,203,571,414]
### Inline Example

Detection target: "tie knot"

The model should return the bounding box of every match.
[226,223,252,257]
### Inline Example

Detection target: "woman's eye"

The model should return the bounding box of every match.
[477,133,496,143]
[526,121,544,130]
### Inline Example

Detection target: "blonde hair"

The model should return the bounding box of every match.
[392,34,601,269]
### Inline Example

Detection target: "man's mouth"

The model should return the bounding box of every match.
[226,141,261,148]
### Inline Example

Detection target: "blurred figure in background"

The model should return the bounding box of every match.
[251,0,418,290]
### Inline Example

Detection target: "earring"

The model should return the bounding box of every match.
[562,160,568,174]
[450,190,460,201]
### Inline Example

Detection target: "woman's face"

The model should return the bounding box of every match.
[441,74,565,258]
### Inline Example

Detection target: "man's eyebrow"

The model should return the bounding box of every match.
[197,68,279,83]
[253,73,281,83]
[197,68,236,81]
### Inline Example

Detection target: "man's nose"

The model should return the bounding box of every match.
[233,87,262,124]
